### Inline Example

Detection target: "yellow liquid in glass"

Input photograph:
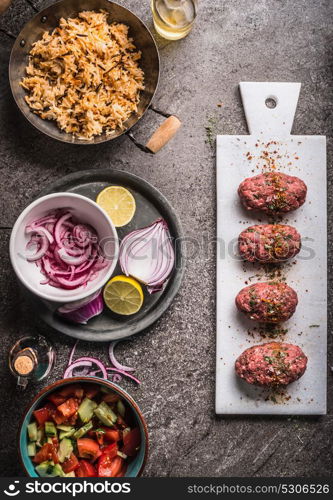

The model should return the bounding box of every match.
[151,0,197,40]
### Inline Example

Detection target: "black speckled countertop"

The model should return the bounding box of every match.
[0,0,332,477]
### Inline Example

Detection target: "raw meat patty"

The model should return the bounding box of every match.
[235,282,298,323]
[238,172,307,214]
[235,342,307,386]
[238,224,301,263]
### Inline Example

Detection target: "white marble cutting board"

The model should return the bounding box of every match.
[216,82,327,415]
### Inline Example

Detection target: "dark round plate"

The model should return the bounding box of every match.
[27,169,185,341]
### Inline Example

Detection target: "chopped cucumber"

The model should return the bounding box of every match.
[27,422,38,441]
[58,438,73,463]
[59,429,75,440]
[52,464,64,477]
[94,401,117,427]
[27,442,36,457]
[36,427,45,448]
[117,400,126,417]
[73,420,93,439]
[45,421,57,437]
[78,398,97,423]
[35,461,58,478]
[57,425,73,432]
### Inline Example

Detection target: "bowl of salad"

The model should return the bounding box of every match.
[19,377,148,477]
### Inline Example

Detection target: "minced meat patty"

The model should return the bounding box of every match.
[238,224,301,263]
[235,282,298,323]
[235,342,307,386]
[238,172,307,214]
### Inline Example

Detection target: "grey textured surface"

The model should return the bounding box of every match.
[0,0,332,477]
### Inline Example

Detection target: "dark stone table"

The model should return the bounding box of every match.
[0,0,332,477]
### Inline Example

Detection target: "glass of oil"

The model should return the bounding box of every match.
[151,0,197,40]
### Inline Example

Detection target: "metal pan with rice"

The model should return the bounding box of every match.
[20,10,145,141]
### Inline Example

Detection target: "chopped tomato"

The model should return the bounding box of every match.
[103,428,121,443]
[77,438,101,461]
[44,402,57,415]
[84,384,100,399]
[57,398,79,418]
[76,460,97,478]
[58,384,84,399]
[102,442,118,459]
[88,429,105,446]
[98,455,124,478]
[122,427,141,457]
[47,393,66,406]
[64,412,78,426]
[52,437,59,450]
[62,453,80,473]
[33,443,59,465]
[52,410,68,425]
[102,392,120,404]
[33,408,50,426]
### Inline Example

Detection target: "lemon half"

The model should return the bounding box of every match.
[96,186,136,227]
[103,275,144,316]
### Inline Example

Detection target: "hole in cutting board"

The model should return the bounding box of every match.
[265,96,277,109]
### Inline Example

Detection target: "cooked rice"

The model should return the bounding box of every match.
[20,10,145,140]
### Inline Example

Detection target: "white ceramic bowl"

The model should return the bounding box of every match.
[10,193,119,304]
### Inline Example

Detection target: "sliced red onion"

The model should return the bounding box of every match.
[109,341,135,372]
[25,210,108,290]
[58,246,91,266]
[119,219,175,294]
[106,367,141,384]
[91,367,141,385]
[63,357,108,379]
[73,224,95,247]
[63,360,92,378]
[58,291,104,324]
[30,215,57,228]
[26,226,54,244]
[54,212,72,247]
[68,340,79,367]
[59,290,101,314]
[26,235,49,261]
[73,366,91,376]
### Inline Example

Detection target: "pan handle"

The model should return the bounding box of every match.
[145,116,181,153]
[127,115,181,154]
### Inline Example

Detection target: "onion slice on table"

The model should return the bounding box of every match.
[109,341,135,372]
[90,367,141,385]
[119,219,175,294]
[64,341,140,383]
[64,357,108,379]
[63,360,93,378]
[68,340,79,367]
